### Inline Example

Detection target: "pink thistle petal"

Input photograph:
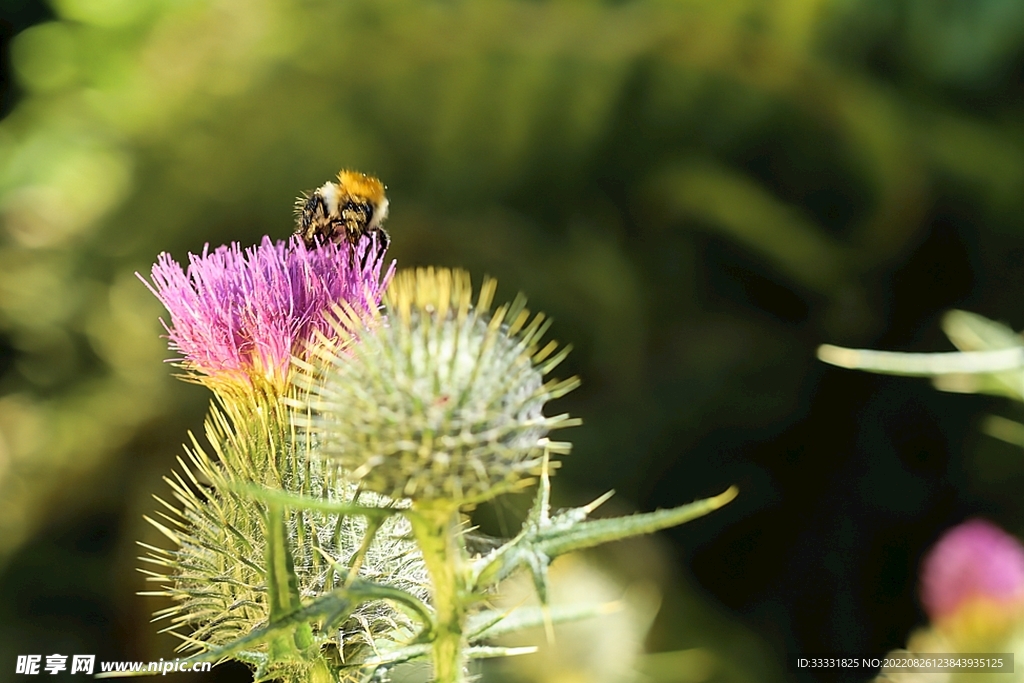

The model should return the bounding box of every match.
[920,518,1024,621]
[140,234,394,391]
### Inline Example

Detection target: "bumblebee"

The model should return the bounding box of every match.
[295,170,390,250]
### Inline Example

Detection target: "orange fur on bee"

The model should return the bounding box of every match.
[336,170,386,203]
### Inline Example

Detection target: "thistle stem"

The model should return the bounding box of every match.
[409,501,467,683]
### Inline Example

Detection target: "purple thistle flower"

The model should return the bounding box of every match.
[920,518,1024,622]
[141,234,393,393]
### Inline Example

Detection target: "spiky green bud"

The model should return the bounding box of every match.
[298,267,580,502]
[139,396,428,682]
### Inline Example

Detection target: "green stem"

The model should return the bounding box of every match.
[409,501,466,683]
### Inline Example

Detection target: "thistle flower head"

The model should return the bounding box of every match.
[142,234,392,397]
[300,267,580,502]
[920,518,1024,624]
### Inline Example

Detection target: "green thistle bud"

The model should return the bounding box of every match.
[300,267,580,502]
[139,396,429,682]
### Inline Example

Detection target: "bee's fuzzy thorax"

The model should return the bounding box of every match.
[336,170,386,204]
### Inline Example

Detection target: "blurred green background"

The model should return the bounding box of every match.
[4,0,1024,681]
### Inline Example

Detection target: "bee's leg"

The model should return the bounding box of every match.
[376,228,391,252]
[297,193,330,244]
[347,229,390,269]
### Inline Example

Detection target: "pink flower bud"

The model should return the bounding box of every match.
[920,518,1024,622]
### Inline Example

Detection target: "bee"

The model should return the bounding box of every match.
[294,170,390,250]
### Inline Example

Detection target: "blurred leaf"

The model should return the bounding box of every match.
[980,415,1024,448]
[650,161,849,295]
